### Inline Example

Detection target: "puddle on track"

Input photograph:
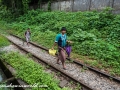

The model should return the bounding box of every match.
[0,68,6,82]
[0,67,13,90]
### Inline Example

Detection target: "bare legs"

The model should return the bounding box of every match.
[57,48,66,69]
[57,58,60,64]
[25,37,30,47]
[27,42,30,47]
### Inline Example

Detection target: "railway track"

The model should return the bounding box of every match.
[5,35,93,90]
[5,34,120,90]
[10,34,120,83]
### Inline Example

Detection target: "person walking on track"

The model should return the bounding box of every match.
[24,28,31,47]
[52,27,68,70]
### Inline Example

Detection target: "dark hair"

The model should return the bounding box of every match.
[61,27,67,31]
[28,28,30,30]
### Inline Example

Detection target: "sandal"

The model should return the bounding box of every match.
[63,67,67,70]
[56,62,60,65]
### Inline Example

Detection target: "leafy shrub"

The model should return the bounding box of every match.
[1,52,69,90]
[72,39,120,63]
[70,29,97,42]
[0,35,10,47]
[0,9,120,75]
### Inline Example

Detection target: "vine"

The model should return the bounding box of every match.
[38,0,42,8]
[22,0,31,13]
[48,0,52,11]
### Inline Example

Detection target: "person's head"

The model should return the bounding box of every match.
[27,28,30,32]
[61,27,67,34]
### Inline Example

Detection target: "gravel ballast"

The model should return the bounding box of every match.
[1,41,78,90]
[7,35,120,90]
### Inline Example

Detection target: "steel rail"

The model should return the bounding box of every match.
[9,34,120,84]
[7,34,94,90]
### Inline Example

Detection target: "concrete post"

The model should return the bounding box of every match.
[72,0,74,11]
[89,0,92,11]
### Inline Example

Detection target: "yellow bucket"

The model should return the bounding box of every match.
[49,49,57,56]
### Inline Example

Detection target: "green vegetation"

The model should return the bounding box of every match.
[0,35,9,47]
[1,52,69,90]
[0,0,53,18]
[0,2,120,76]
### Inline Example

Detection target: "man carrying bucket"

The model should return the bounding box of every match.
[52,27,70,70]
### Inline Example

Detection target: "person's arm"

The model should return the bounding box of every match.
[24,31,26,37]
[29,31,31,36]
[67,40,73,43]
[66,35,73,43]
[52,34,59,49]
[52,42,57,49]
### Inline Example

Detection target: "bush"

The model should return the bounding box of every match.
[72,40,120,62]
[70,29,97,42]
[0,35,10,47]
[0,9,120,75]
[1,52,69,90]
